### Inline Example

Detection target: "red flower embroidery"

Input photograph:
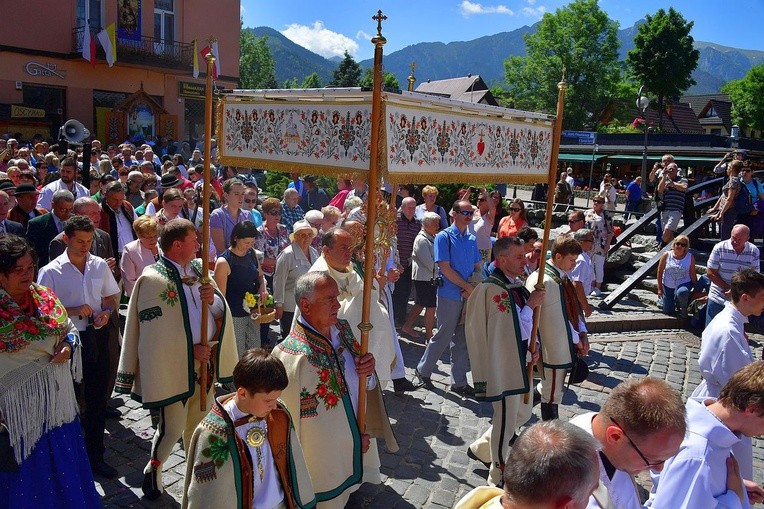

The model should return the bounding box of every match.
[325,394,338,407]
[492,295,501,303]
[320,369,330,382]
[317,384,328,397]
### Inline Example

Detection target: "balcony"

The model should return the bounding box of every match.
[72,26,194,71]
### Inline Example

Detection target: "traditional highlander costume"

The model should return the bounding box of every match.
[183,395,315,509]
[466,269,534,485]
[525,262,584,420]
[115,256,238,496]
[273,319,398,509]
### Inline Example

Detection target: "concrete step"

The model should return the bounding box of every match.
[585,293,688,334]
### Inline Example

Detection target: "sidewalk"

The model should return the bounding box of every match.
[96,322,764,507]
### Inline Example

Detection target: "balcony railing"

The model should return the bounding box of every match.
[72,26,194,70]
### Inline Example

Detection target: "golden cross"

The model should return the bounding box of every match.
[410,62,417,74]
[372,10,387,37]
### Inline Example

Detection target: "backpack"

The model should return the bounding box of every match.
[733,180,753,215]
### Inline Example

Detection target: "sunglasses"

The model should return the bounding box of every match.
[244,199,256,204]
[456,210,473,216]
[510,207,522,212]
[268,211,281,216]
[674,242,687,247]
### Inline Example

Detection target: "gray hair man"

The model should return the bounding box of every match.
[26,189,74,266]
[571,228,595,316]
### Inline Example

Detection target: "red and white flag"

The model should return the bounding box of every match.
[200,42,220,79]
[82,27,96,67]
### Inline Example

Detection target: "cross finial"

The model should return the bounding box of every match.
[561,66,566,82]
[410,62,416,74]
[372,10,387,37]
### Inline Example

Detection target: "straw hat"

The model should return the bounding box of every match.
[289,219,317,241]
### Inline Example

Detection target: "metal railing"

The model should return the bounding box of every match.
[72,26,194,68]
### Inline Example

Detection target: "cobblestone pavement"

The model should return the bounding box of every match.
[96,326,764,508]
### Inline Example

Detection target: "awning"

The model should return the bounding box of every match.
[604,154,720,165]
[557,152,606,162]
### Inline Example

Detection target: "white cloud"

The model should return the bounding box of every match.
[459,1,513,16]
[356,30,372,43]
[281,21,359,59]
[522,5,546,17]
[240,4,246,16]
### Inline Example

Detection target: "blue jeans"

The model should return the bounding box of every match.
[705,299,726,327]
[416,296,469,387]
[663,282,692,316]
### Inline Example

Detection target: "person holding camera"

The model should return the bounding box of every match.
[416,200,482,395]
[401,211,441,342]
[714,149,746,176]
[657,162,688,247]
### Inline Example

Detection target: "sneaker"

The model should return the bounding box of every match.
[590,287,602,297]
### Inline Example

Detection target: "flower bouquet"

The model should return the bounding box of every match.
[243,292,276,324]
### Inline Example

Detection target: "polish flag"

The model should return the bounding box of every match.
[82,27,96,67]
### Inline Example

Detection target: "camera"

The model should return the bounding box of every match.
[430,276,444,288]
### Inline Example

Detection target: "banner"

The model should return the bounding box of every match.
[218,91,554,183]
[118,0,141,41]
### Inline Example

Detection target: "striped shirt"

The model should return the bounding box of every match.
[396,213,421,267]
[708,239,760,305]
[662,177,687,212]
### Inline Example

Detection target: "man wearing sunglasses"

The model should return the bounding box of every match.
[570,377,686,509]
[416,200,482,396]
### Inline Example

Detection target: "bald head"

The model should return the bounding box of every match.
[400,196,416,219]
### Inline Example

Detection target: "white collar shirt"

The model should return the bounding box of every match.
[166,257,224,345]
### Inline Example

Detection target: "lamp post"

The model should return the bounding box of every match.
[730,124,740,148]
[636,85,651,194]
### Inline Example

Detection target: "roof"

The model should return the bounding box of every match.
[639,101,704,135]
[415,75,498,106]
[698,99,733,131]
[680,93,730,115]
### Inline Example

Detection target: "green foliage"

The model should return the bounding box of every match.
[489,86,515,108]
[503,0,620,130]
[359,68,400,90]
[263,171,291,199]
[301,72,322,88]
[330,51,362,87]
[240,28,278,89]
[626,8,699,129]
[722,64,764,132]
[282,77,299,89]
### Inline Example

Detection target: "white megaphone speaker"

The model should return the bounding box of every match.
[59,119,90,144]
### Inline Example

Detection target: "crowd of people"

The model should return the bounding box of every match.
[0,135,762,509]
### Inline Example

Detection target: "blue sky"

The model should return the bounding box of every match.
[242,0,764,61]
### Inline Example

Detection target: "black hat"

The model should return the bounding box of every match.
[14,183,38,196]
[0,181,16,193]
[160,173,180,188]
[304,175,318,183]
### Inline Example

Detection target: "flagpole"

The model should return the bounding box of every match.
[357,10,387,433]
[199,50,215,411]
[524,69,567,404]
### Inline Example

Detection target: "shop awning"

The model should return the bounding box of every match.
[604,154,720,164]
[557,152,606,162]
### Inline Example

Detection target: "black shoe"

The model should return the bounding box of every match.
[90,459,118,479]
[105,406,121,419]
[142,471,162,500]
[414,369,433,389]
[451,385,475,397]
[466,447,490,467]
[540,403,559,421]
[392,378,417,393]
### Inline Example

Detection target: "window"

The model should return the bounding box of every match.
[154,0,175,43]
[76,0,102,31]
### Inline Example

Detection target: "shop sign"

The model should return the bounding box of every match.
[24,62,66,79]
[11,105,46,118]
[178,81,205,99]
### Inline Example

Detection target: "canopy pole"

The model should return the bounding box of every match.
[357,10,387,432]
[524,69,568,404]
[199,49,215,412]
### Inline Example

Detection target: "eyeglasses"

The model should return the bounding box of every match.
[510,207,522,212]
[244,198,256,204]
[609,417,664,467]
[456,210,473,216]
[268,211,281,216]
[674,242,687,247]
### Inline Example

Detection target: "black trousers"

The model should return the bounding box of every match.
[79,325,111,462]
[280,311,295,343]
[391,264,413,325]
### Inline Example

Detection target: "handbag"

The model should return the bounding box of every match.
[0,423,19,473]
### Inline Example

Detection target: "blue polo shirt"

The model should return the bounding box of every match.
[434,225,481,301]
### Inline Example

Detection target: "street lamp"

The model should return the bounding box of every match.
[636,85,651,194]
[730,124,740,148]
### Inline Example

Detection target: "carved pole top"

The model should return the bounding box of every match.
[372,10,387,37]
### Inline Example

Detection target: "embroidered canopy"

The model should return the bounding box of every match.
[217,88,555,184]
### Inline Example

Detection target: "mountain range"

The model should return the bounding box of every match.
[249,22,764,95]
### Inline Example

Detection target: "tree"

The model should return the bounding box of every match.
[282,77,299,89]
[722,64,764,133]
[503,0,620,129]
[240,28,277,89]
[359,68,400,90]
[626,8,699,130]
[329,51,362,87]
[301,72,322,88]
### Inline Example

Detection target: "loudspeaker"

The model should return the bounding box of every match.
[59,119,90,144]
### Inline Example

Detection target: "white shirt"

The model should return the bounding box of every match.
[109,205,133,253]
[570,412,642,509]
[37,251,120,331]
[166,258,224,345]
[37,179,89,210]
[223,398,285,509]
[651,398,748,509]
[572,251,595,295]
[550,264,585,342]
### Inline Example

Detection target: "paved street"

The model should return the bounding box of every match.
[95,322,764,508]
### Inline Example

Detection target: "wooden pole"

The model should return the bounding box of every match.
[357,10,387,432]
[199,50,215,411]
[524,70,568,403]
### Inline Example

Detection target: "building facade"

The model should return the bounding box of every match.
[0,0,240,143]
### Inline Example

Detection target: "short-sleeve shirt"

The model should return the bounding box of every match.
[37,251,120,332]
[707,239,760,305]
[434,225,481,301]
[209,207,253,250]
